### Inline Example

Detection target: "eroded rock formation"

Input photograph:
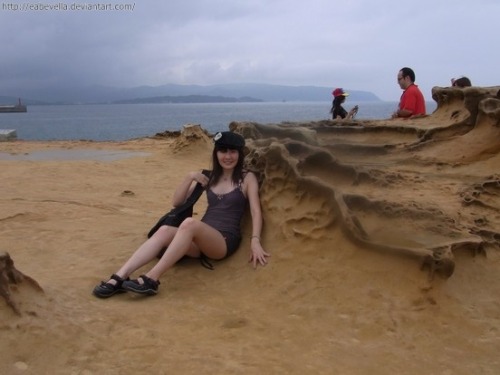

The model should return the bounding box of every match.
[0,252,44,315]
[230,86,500,279]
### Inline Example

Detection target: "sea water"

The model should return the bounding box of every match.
[0,101,436,141]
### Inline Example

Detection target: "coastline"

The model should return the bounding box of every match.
[0,101,437,142]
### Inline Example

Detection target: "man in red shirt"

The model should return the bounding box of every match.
[392,67,426,118]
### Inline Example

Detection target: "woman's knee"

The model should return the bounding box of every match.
[153,225,175,239]
[178,217,198,231]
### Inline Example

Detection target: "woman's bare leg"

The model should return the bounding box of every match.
[145,218,227,281]
[107,225,177,283]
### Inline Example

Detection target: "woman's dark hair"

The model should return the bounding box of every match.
[209,146,245,187]
[333,95,345,108]
[330,96,347,119]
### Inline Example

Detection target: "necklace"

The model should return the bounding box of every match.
[215,176,234,199]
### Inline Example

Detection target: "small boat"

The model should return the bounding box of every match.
[0,98,27,113]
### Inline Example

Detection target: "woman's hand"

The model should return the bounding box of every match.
[173,170,209,207]
[189,171,210,187]
[249,237,270,268]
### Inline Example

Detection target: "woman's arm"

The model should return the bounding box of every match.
[171,171,209,207]
[245,172,271,268]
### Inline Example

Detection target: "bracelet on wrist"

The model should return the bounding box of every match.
[251,236,260,241]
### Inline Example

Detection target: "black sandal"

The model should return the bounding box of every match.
[122,274,160,296]
[92,274,129,298]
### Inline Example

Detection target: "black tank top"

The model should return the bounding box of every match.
[201,185,247,236]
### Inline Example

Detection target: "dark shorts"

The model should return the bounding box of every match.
[196,231,241,270]
[219,231,242,258]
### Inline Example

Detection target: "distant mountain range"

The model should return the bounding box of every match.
[1,83,381,105]
[114,94,263,104]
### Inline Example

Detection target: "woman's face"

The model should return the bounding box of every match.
[216,148,240,170]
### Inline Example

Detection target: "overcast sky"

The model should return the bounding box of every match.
[0,0,498,101]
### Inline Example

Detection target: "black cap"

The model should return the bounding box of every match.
[213,131,245,150]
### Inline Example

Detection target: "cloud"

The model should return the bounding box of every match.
[0,0,499,100]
